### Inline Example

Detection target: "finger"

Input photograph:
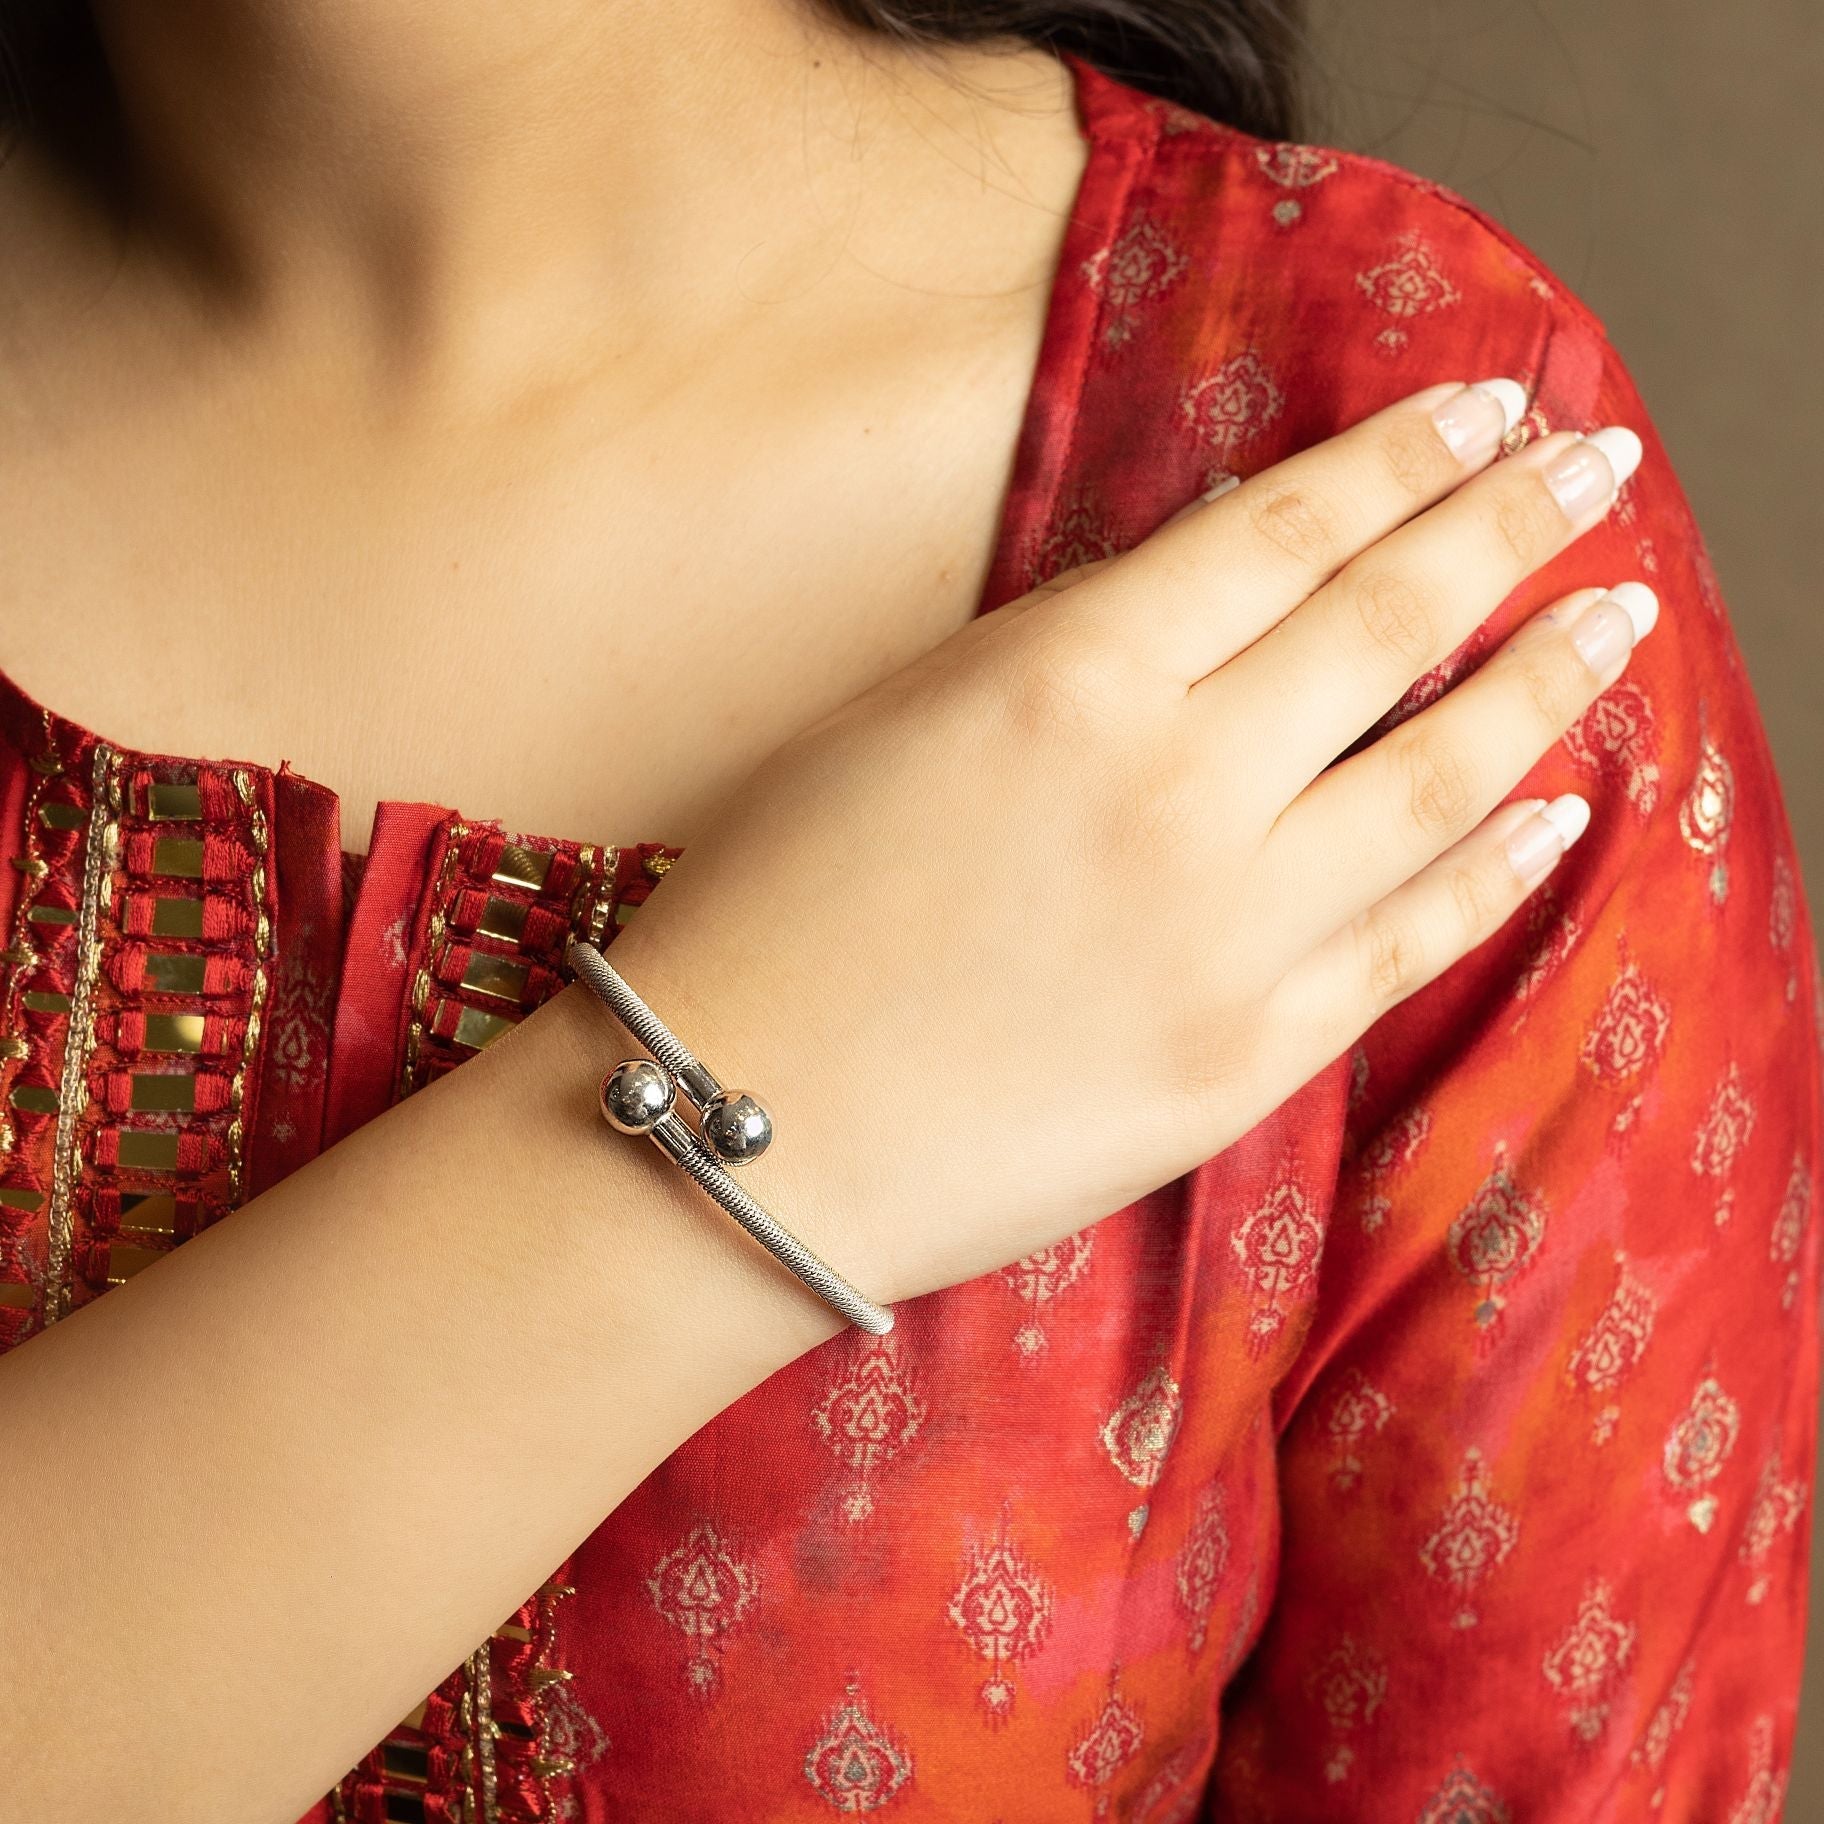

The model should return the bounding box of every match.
[1063,377,1529,681]
[999,555,1118,617]
[1004,478,1243,629]
[1269,582,1655,933]
[1003,478,1246,627]
[1209,422,1645,795]
[1266,790,1592,1066]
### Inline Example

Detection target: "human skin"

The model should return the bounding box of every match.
[0,3,1652,1818]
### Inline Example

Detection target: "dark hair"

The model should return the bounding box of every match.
[822,1,1304,141]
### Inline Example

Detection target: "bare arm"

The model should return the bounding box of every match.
[0,978,847,1820]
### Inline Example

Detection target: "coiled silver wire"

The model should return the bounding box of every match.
[567,939,895,1336]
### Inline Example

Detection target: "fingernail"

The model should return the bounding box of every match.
[1432,378,1527,464]
[1542,794,1593,848]
[1605,580,1659,641]
[1568,599,1636,682]
[1163,471,1241,527]
[1570,582,1658,682]
[1506,792,1593,887]
[1561,580,1648,682]
[1587,426,1643,490]
[1542,426,1644,522]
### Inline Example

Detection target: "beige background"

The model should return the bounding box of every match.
[1303,0,1824,1798]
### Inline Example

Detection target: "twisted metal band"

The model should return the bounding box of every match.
[566,938,722,1111]
[566,940,894,1336]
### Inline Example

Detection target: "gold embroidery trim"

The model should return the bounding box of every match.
[44,744,119,1326]
[527,1578,578,1803]
[465,1639,499,1824]
[225,770,270,1207]
[148,782,202,822]
[454,1577,577,1824]
[491,843,551,892]
[0,711,58,1164]
[451,1005,515,1052]
[477,896,528,943]
[399,820,470,1100]
[570,844,617,949]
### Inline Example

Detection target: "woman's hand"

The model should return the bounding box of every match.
[599,380,1652,1308]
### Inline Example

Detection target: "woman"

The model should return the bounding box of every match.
[0,1,1814,1818]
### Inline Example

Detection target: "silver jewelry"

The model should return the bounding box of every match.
[566,939,894,1335]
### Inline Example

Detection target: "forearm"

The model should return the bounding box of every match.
[0,977,846,1821]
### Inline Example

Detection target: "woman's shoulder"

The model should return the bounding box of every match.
[1057,63,1726,634]
[1070,59,1612,437]
[1155,99,1578,306]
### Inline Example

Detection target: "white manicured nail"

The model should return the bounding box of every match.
[1585,425,1643,490]
[1432,380,1522,464]
[1506,792,1591,887]
[1200,473,1241,503]
[1604,581,1659,642]
[1543,425,1644,520]
[1471,377,1529,435]
[1540,793,1592,849]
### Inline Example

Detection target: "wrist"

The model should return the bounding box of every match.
[525,978,868,1350]
[564,917,911,1313]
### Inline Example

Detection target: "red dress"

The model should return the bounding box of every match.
[1,53,1818,1824]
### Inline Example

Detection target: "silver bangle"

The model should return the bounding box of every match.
[565,939,894,1336]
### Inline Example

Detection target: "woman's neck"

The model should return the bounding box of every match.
[66,0,1080,402]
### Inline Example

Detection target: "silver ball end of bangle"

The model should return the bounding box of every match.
[601,1058,676,1134]
[702,1090,773,1165]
